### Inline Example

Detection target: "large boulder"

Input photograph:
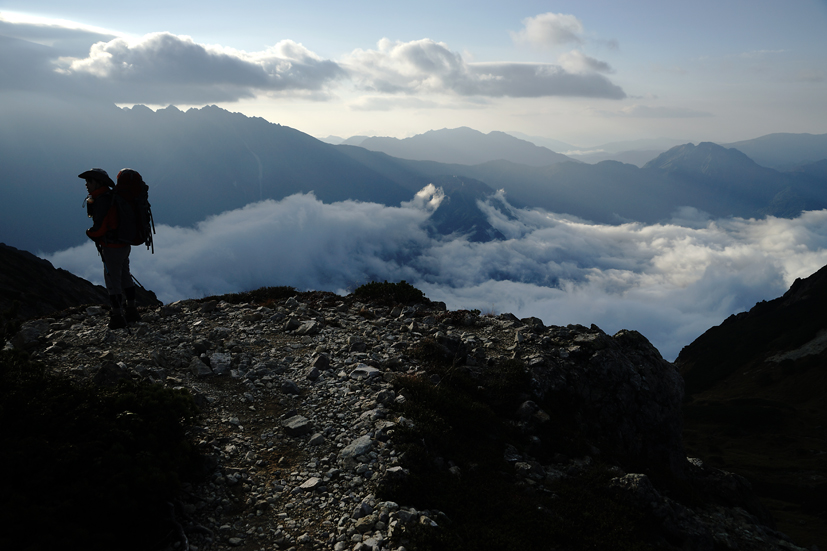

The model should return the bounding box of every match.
[531,325,686,476]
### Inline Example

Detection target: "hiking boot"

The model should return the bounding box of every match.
[108,311,127,329]
[125,305,141,322]
[108,294,126,329]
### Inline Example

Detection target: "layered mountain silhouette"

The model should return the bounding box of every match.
[337,140,827,224]
[643,142,827,218]
[0,98,411,252]
[3,97,827,255]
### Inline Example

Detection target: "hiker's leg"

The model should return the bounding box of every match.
[102,247,130,296]
[101,247,130,328]
[121,246,133,295]
[121,247,141,322]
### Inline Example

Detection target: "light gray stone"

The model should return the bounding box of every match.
[296,320,321,335]
[283,415,312,436]
[350,364,381,380]
[341,435,373,467]
[210,352,232,375]
[300,477,321,491]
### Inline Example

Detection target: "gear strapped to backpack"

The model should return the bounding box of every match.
[113,168,156,252]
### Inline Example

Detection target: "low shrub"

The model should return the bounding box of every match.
[383,361,657,550]
[352,280,427,306]
[203,285,297,307]
[0,350,201,551]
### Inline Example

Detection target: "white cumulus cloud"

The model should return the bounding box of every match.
[1,17,625,102]
[512,13,584,47]
[343,38,625,99]
[60,33,346,103]
[558,50,614,74]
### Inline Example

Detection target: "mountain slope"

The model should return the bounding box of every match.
[644,142,827,218]
[676,265,827,549]
[0,243,159,321]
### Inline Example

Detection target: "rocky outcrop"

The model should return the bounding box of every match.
[5,291,806,550]
[527,325,686,476]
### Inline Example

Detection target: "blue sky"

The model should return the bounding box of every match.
[2,1,826,145]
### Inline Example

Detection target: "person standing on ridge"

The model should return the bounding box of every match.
[79,168,141,329]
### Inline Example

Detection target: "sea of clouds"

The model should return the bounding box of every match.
[47,189,827,361]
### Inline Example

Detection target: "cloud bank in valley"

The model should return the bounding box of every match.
[47,192,827,361]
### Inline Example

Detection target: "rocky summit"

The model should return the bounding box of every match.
[5,289,811,551]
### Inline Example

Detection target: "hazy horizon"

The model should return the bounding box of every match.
[2,2,826,146]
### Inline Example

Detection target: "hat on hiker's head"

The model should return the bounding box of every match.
[78,168,115,188]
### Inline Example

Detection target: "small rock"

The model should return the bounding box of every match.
[350,364,381,380]
[300,477,321,491]
[283,415,312,436]
[189,356,213,378]
[92,361,131,386]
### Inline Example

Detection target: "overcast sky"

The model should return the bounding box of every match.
[2,1,826,146]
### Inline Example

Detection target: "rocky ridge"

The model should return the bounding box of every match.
[7,291,811,551]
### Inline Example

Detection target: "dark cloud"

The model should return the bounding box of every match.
[63,34,346,103]
[465,62,624,98]
[0,21,344,103]
[1,19,624,103]
[47,192,827,360]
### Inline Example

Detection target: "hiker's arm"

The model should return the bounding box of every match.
[86,194,117,240]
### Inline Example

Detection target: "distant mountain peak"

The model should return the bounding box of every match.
[644,141,764,177]
[357,127,574,167]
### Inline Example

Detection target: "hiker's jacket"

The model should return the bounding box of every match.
[86,187,127,248]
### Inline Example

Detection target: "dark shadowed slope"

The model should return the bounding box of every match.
[423,176,506,242]
[676,265,827,549]
[0,243,159,321]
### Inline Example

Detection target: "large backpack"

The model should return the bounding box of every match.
[114,168,155,252]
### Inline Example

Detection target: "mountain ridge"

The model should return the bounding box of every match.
[3,98,827,256]
[357,126,575,166]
